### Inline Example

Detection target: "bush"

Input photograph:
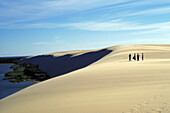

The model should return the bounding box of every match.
[4,63,50,82]
[10,64,20,70]
[10,79,18,83]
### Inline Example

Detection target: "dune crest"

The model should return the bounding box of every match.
[18,49,112,77]
[1,45,170,113]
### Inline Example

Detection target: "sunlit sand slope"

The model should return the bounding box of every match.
[1,45,170,113]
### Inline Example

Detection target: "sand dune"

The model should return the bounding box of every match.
[1,45,170,113]
[18,49,112,77]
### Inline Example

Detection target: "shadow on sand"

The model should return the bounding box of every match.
[18,49,112,77]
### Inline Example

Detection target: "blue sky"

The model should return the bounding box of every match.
[1,0,170,56]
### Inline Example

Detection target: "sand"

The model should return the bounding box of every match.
[1,45,170,113]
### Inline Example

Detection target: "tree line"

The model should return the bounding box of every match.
[0,57,27,64]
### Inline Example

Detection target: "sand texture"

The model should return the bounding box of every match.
[1,45,170,113]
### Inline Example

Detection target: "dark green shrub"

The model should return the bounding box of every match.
[10,79,18,83]
[4,63,50,82]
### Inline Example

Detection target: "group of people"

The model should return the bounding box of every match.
[129,53,144,61]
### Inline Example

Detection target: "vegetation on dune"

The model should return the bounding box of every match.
[4,63,50,83]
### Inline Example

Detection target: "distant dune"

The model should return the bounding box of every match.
[1,45,170,113]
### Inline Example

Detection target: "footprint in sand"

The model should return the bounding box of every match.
[127,82,170,113]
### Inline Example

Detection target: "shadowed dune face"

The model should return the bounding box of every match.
[18,49,112,77]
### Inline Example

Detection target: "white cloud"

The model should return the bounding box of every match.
[2,20,170,35]
[1,0,169,24]
[62,20,170,33]
[0,0,131,23]
[33,37,68,45]
[129,7,170,16]
[1,0,170,30]
[85,1,170,18]
[33,42,52,45]
[133,0,170,6]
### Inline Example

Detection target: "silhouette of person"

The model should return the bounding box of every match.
[129,54,131,61]
[142,53,144,60]
[133,53,136,60]
[137,53,140,61]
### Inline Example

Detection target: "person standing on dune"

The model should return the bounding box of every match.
[133,53,136,61]
[142,53,144,60]
[129,54,131,61]
[137,53,140,61]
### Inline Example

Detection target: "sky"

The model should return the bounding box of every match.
[1,0,170,56]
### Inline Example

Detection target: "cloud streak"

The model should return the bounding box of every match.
[0,0,170,32]
[128,7,170,16]
[1,20,170,35]
[0,0,131,23]
[1,0,170,24]
[62,20,170,33]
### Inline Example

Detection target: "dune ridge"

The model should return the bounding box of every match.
[18,49,112,77]
[1,45,170,113]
